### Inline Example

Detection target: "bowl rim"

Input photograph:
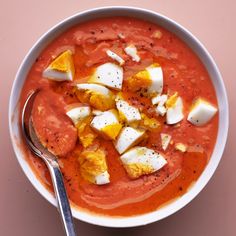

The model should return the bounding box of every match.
[9,6,229,228]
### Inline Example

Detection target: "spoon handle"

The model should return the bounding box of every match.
[46,159,77,236]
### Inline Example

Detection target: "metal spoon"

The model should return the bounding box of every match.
[22,90,77,236]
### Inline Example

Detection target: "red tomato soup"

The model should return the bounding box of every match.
[20,17,218,216]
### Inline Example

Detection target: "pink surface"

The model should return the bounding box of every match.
[0,1,235,235]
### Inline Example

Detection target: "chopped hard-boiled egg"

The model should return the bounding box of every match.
[152,95,161,105]
[95,171,110,185]
[114,127,145,154]
[166,97,184,125]
[76,83,115,111]
[88,62,123,90]
[66,105,91,125]
[91,109,122,140]
[43,50,75,81]
[187,98,217,126]
[127,70,151,92]
[152,94,168,116]
[124,44,140,62]
[152,94,167,106]
[78,148,110,185]
[146,64,163,95]
[127,63,163,96]
[76,117,97,148]
[161,133,172,151]
[115,94,141,124]
[175,143,187,152]
[106,50,125,65]
[156,106,167,116]
[140,113,161,131]
[77,83,110,95]
[120,147,167,179]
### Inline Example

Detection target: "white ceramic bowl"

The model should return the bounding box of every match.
[9,6,228,228]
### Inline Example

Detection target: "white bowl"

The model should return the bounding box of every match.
[9,6,229,228]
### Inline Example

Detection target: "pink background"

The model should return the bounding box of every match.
[0,0,235,235]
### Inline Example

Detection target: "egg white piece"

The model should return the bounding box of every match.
[66,106,91,125]
[91,109,120,136]
[115,127,145,154]
[152,94,168,116]
[43,69,73,82]
[106,50,125,65]
[116,96,141,123]
[89,63,123,90]
[124,45,140,62]
[76,83,111,96]
[95,171,110,185]
[152,94,161,105]
[187,99,217,126]
[152,94,167,105]
[120,147,167,178]
[166,97,184,124]
[156,106,167,116]
[159,95,168,106]
[118,32,125,39]
[160,133,172,151]
[146,65,163,95]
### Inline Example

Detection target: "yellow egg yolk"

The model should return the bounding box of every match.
[76,90,115,111]
[140,113,161,131]
[100,123,122,140]
[126,70,152,92]
[166,92,178,108]
[125,163,154,179]
[49,50,75,75]
[76,117,97,148]
[78,149,108,184]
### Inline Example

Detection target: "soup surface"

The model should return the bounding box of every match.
[20,17,218,216]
